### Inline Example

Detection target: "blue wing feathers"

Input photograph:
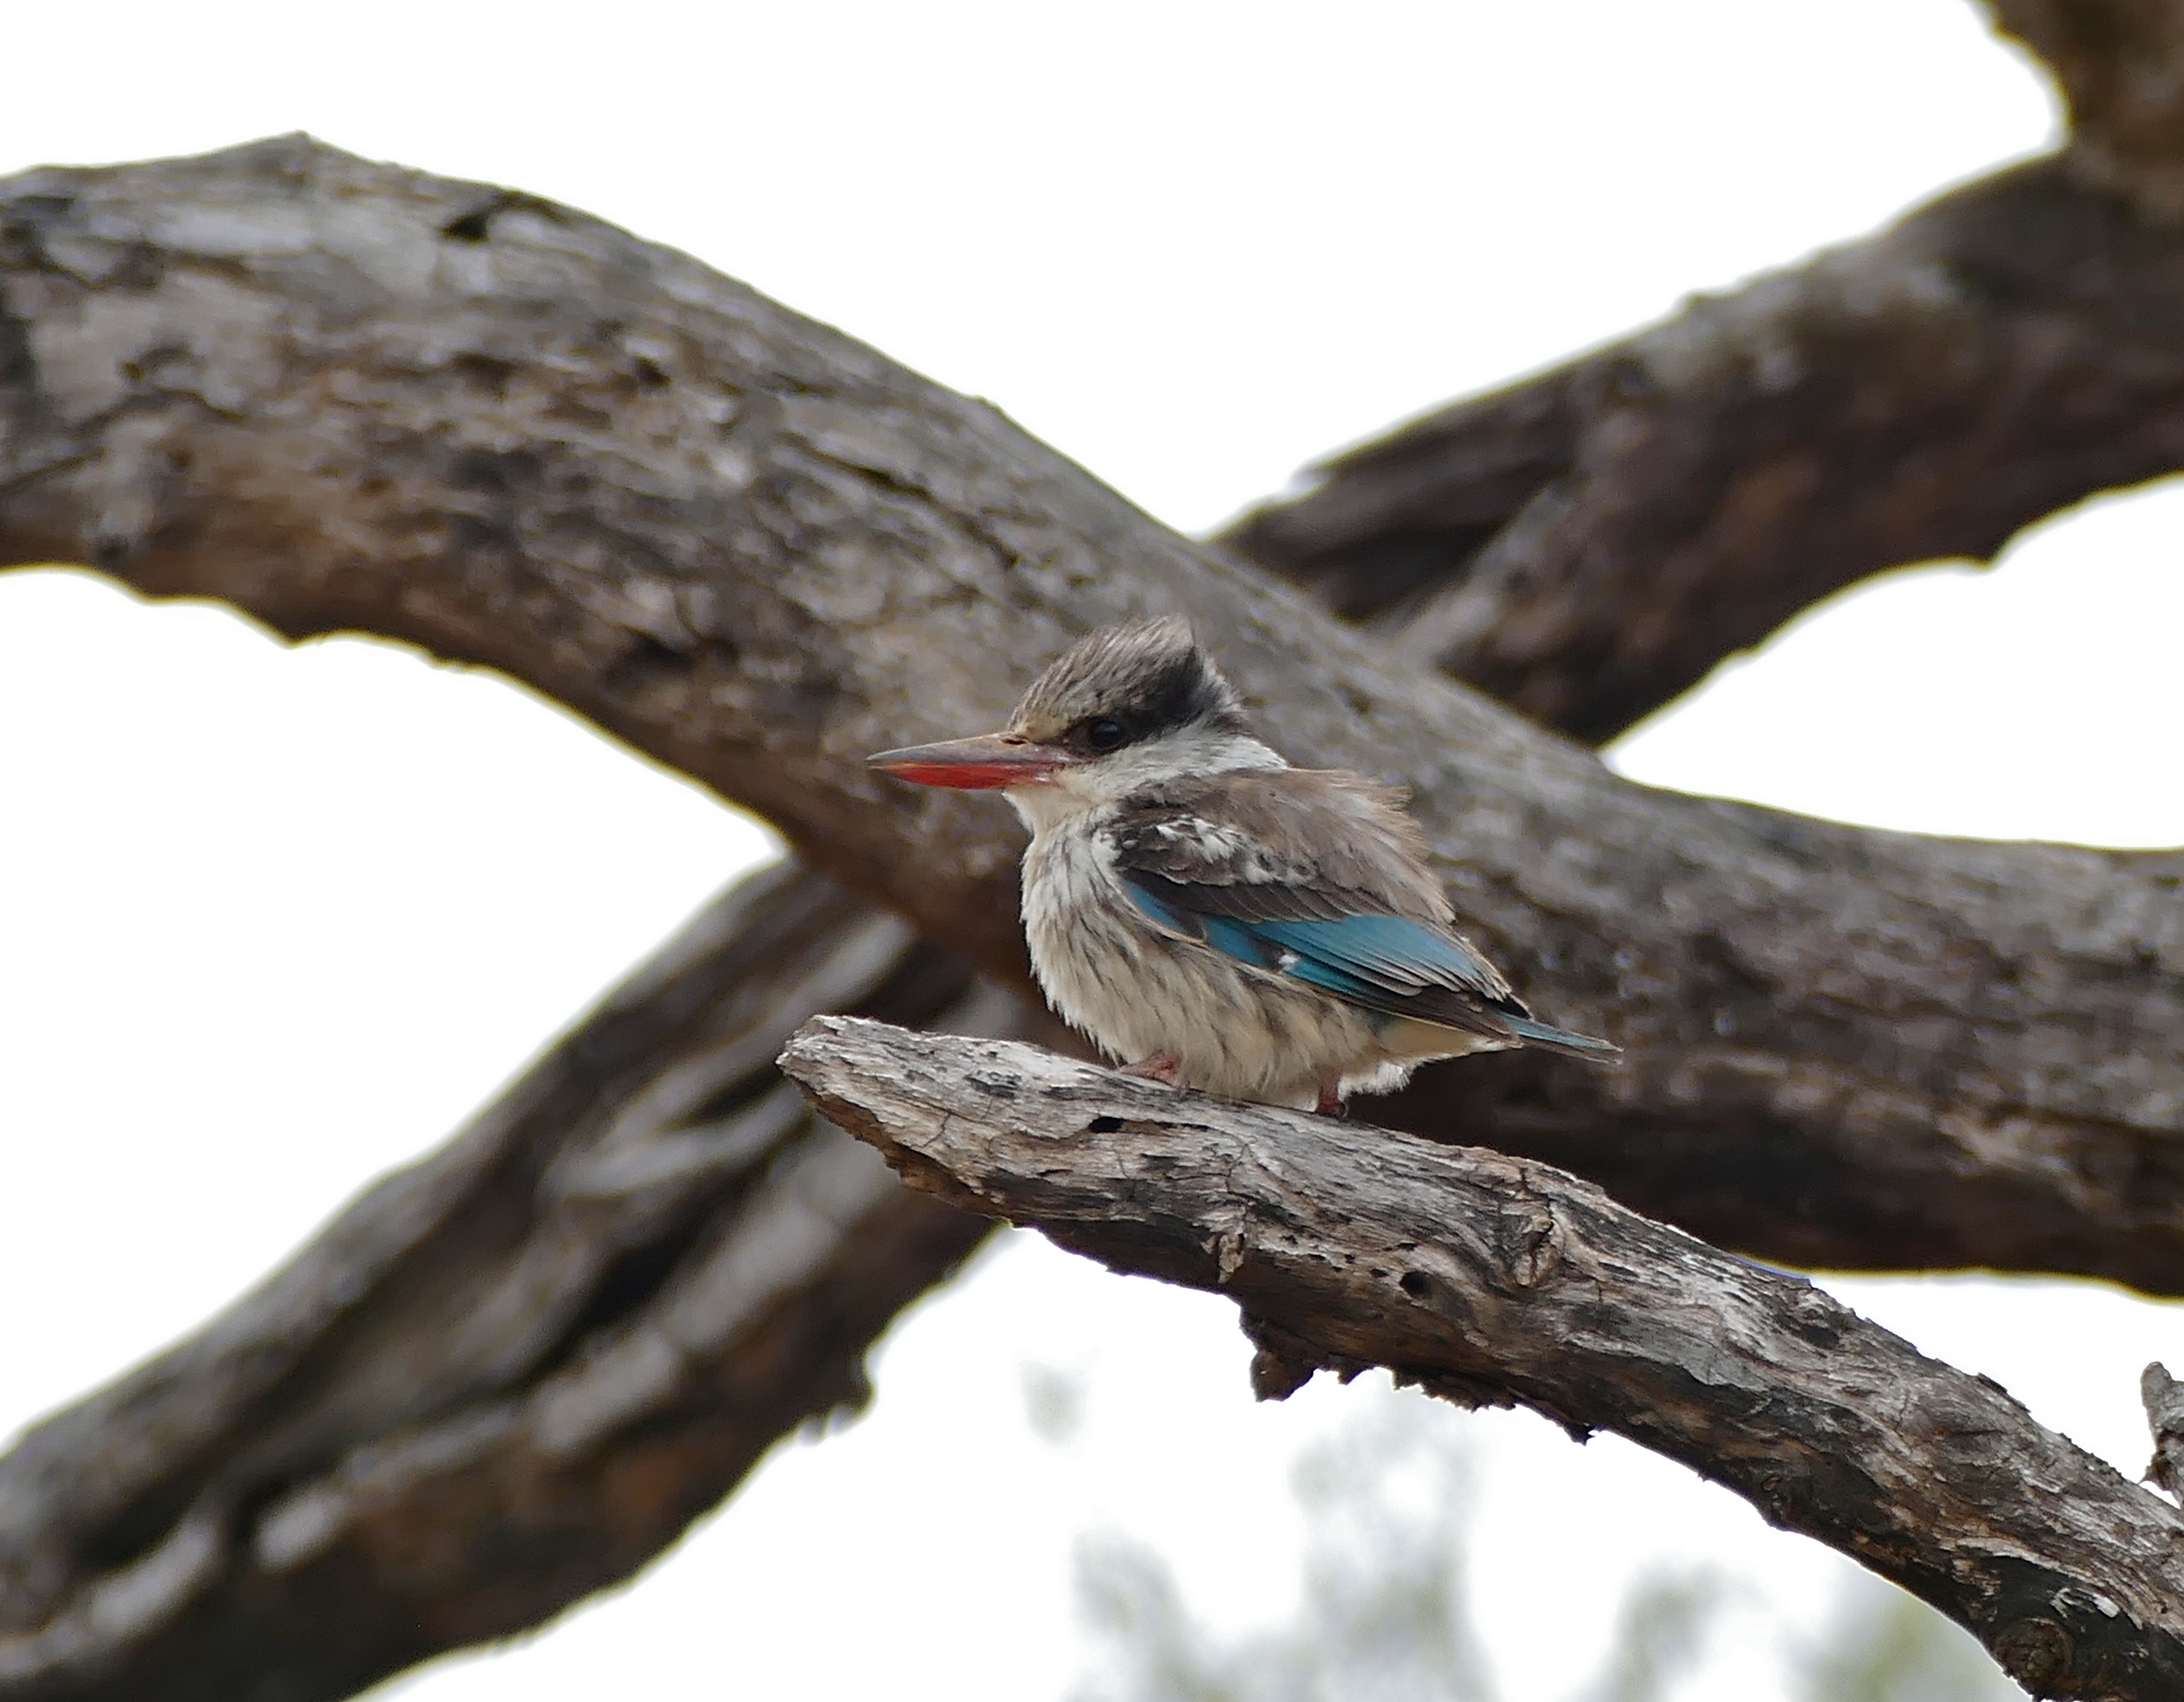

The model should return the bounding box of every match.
[1201,913,1283,971]
[1251,914,1502,994]
[1262,944,1383,1003]
[1123,879,1193,937]
[1498,1014,1621,1057]
[1123,879,1508,1012]
[1108,800,1618,1062]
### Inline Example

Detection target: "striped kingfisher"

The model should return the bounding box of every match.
[869,617,1616,1114]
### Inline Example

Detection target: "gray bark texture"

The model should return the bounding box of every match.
[782,1017,2184,1702]
[3,1,2184,1689]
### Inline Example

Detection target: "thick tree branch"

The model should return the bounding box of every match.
[0,862,1027,1702]
[2,138,2181,1294]
[783,1017,2184,1702]
[1215,2,2184,744]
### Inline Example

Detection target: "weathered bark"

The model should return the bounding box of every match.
[2,137,2181,1294]
[783,1017,2184,1702]
[0,862,1027,1701]
[1216,151,2184,743]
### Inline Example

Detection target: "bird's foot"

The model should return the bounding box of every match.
[1122,1053,1186,1089]
[1315,1084,1348,1119]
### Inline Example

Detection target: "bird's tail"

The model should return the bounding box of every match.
[1501,1014,1622,1063]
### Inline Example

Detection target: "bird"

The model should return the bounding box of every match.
[867,616,1617,1114]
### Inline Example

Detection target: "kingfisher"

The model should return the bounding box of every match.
[868,616,1617,1114]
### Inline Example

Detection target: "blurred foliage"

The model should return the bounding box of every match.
[1072,1393,1502,1702]
[1023,1361,1092,1448]
[1791,1573,2023,1702]
[1068,1384,2022,1702]
[1569,1570,1723,1702]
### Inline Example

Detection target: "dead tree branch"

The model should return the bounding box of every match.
[1216,2,2184,743]
[783,1016,2184,1702]
[0,863,1029,1701]
[2,137,2180,1291]
[1217,152,2184,742]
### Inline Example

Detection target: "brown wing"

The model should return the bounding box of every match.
[1112,768,1457,923]
[1107,772,1526,1022]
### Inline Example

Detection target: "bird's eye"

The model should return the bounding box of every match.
[1084,717,1127,753]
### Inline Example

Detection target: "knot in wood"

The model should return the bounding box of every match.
[1786,1287,1843,1348]
[1993,1615,2074,1691]
[1494,1197,1562,1288]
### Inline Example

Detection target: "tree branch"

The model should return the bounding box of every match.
[1216,154,2184,743]
[0,863,1030,1701]
[1215,0,2184,745]
[782,1016,2184,1702]
[2,138,2180,1292]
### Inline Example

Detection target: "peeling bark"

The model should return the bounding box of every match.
[783,1016,2184,1702]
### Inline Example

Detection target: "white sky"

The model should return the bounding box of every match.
[2,3,2179,1699]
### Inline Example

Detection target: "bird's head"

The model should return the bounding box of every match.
[868,616,1280,822]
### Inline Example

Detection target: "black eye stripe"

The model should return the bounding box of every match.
[1062,715,1134,755]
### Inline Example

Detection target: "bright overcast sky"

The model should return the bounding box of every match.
[2,4,2180,1700]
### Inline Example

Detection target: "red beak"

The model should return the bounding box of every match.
[867,732,1075,790]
